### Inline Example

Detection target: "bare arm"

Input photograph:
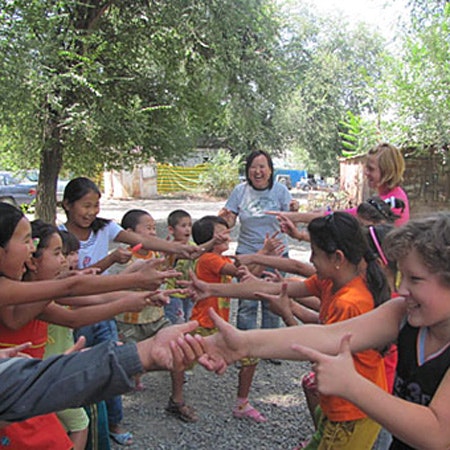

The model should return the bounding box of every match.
[292,335,450,450]
[218,208,237,228]
[0,301,51,330]
[115,230,203,259]
[265,210,325,224]
[39,292,157,329]
[235,254,315,278]
[198,297,405,371]
[0,260,179,307]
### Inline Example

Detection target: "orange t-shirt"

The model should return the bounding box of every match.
[304,274,387,422]
[190,252,232,329]
[0,319,73,449]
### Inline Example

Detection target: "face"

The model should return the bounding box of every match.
[170,216,192,243]
[31,233,66,280]
[134,214,156,239]
[248,154,272,190]
[212,223,230,254]
[397,248,450,329]
[64,190,100,229]
[66,251,79,271]
[364,155,382,190]
[0,218,35,280]
[309,242,335,280]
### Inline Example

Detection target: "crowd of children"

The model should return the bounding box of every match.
[2,142,450,450]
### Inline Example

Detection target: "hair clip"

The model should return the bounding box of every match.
[369,226,388,266]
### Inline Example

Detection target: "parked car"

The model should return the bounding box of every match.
[0,171,37,206]
[0,170,70,208]
[275,174,292,190]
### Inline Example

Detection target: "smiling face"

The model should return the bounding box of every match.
[397,248,450,329]
[309,242,336,280]
[0,217,35,280]
[364,154,382,190]
[64,190,100,230]
[32,233,66,280]
[247,154,272,190]
[134,214,157,239]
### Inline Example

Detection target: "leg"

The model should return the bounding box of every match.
[233,363,267,423]
[166,371,198,423]
[236,299,258,330]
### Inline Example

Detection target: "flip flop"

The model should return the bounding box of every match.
[109,431,133,446]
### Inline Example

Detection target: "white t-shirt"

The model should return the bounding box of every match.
[59,221,123,271]
[225,181,291,254]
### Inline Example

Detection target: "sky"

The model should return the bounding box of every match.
[295,0,408,42]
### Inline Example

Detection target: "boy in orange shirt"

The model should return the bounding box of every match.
[191,215,268,422]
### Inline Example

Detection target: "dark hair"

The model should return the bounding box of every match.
[245,150,274,190]
[357,196,401,224]
[168,209,191,228]
[365,224,397,276]
[62,177,110,233]
[308,212,390,306]
[121,209,151,231]
[192,215,228,246]
[31,220,62,258]
[59,230,80,255]
[0,203,25,248]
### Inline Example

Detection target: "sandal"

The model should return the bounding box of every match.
[233,403,267,423]
[165,397,198,423]
[109,431,133,446]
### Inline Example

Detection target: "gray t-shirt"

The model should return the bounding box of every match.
[225,181,291,254]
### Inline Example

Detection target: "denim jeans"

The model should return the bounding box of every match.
[164,296,194,324]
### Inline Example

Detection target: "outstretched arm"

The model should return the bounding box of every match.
[0,321,204,422]
[292,335,450,450]
[198,298,405,373]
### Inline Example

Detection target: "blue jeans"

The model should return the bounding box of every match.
[235,252,287,331]
[74,319,123,427]
[164,296,194,324]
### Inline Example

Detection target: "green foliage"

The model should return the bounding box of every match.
[198,150,243,197]
[339,111,380,157]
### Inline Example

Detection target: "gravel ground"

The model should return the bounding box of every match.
[77,195,316,450]
[112,300,315,450]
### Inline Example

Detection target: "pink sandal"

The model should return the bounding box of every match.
[233,403,267,423]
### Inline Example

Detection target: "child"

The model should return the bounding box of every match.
[116,209,198,422]
[189,212,391,446]
[356,196,404,226]
[199,214,450,450]
[191,215,269,422]
[0,217,171,449]
[164,209,197,325]
[269,142,410,228]
[60,177,203,444]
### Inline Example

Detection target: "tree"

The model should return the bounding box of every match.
[387,0,450,150]
[0,0,284,222]
[272,3,389,175]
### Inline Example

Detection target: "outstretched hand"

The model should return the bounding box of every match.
[138,320,205,372]
[255,282,296,325]
[291,334,357,398]
[197,308,247,374]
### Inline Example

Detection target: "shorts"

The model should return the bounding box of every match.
[314,414,381,450]
[56,408,90,433]
[117,317,171,343]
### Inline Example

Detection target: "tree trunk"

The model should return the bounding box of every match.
[35,134,63,224]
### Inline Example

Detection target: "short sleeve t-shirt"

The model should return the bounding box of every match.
[225,182,291,254]
[304,274,388,422]
[190,252,232,329]
[59,221,123,271]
